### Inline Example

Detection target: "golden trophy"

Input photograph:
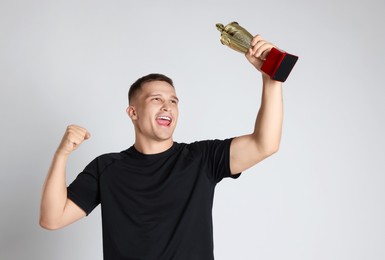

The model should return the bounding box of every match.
[216,22,298,82]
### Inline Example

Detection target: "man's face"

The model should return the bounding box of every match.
[128,80,179,143]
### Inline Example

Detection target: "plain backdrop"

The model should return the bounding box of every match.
[1,0,384,259]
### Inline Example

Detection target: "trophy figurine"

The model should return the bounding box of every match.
[216,22,298,82]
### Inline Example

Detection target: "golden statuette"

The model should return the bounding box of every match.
[216,21,299,82]
[216,22,253,54]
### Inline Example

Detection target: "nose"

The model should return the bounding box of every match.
[161,103,171,111]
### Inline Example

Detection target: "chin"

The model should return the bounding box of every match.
[156,134,174,141]
[155,131,175,141]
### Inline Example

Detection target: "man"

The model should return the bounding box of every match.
[40,35,283,259]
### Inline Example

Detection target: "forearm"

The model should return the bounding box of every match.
[229,36,285,174]
[39,151,69,228]
[253,75,283,154]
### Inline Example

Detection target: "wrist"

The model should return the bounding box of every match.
[54,148,70,159]
[262,74,282,87]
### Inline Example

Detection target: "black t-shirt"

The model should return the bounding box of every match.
[67,139,240,260]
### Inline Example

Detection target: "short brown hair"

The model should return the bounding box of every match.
[128,73,174,104]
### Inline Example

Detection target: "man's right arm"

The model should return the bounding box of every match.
[39,125,90,230]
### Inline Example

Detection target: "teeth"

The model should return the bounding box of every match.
[158,116,171,121]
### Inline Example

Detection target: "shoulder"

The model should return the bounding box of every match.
[177,138,234,158]
[186,138,234,150]
[84,150,128,174]
[97,151,126,161]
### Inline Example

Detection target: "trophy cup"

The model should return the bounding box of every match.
[216,22,298,82]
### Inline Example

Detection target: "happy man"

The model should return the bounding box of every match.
[40,35,283,259]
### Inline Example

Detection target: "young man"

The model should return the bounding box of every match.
[40,35,283,259]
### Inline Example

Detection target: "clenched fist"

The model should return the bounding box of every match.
[56,125,91,156]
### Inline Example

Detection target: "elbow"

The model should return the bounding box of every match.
[271,144,280,155]
[39,217,62,231]
[253,133,281,158]
[262,143,280,158]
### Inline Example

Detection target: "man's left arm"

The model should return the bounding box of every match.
[230,35,283,174]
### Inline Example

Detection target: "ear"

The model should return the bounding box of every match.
[126,105,138,120]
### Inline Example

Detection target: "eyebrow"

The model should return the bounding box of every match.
[147,93,179,102]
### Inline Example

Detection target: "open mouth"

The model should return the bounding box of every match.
[156,116,172,126]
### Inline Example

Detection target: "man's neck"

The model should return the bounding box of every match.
[133,139,174,155]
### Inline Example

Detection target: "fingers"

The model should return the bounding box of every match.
[67,124,90,146]
[84,131,91,140]
[249,35,275,61]
[67,125,90,140]
[57,125,91,156]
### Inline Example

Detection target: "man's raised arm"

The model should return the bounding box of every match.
[39,125,90,230]
[230,35,284,174]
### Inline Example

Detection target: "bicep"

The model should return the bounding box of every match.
[230,134,270,175]
[59,199,87,228]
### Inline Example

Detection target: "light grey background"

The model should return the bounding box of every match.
[1,0,384,259]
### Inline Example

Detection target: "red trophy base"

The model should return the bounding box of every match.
[261,47,298,82]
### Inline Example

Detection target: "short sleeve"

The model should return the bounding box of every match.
[199,138,242,183]
[67,157,101,215]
